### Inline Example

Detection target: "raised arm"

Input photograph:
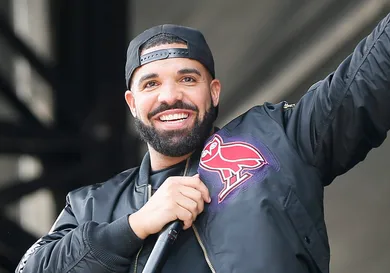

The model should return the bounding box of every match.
[285,13,390,185]
[15,195,143,273]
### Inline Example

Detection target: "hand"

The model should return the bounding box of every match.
[129,174,211,239]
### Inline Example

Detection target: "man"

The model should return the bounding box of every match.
[16,12,390,273]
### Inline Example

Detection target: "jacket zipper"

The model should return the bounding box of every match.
[192,225,216,273]
[183,157,216,273]
[133,245,143,273]
[133,184,152,273]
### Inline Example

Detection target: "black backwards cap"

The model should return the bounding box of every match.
[125,24,215,89]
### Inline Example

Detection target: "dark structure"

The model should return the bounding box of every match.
[0,1,140,271]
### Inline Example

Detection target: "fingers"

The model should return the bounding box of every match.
[179,175,211,203]
[141,175,211,233]
[179,186,205,214]
[175,192,198,220]
[174,185,207,229]
[175,199,196,229]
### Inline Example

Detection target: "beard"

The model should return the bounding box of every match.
[134,101,217,157]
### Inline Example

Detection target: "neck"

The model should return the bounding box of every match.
[148,146,193,171]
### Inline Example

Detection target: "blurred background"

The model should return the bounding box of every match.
[0,0,389,272]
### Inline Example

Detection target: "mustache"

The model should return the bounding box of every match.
[148,101,198,119]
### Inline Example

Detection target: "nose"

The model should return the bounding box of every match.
[157,83,183,105]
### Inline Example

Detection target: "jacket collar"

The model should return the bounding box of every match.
[136,152,151,187]
[136,148,203,188]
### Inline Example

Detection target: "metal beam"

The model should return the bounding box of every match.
[0,122,80,155]
[51,0,138,173]
[0,72,44,128]
[0,164,86,207]
[0,13,56,88]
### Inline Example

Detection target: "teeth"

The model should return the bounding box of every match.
[160,113,189,121]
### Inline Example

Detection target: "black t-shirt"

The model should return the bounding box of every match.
[146,161,211,273]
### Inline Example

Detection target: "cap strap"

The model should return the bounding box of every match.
[140,48,189,65]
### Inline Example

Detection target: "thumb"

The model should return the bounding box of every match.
[192,173,199,178]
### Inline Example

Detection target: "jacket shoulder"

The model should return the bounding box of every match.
[67,167,139,204]
[223,102,290,130]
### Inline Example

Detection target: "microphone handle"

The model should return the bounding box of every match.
[142,221,183,273]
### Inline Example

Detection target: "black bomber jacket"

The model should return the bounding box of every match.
[16,13,390,273]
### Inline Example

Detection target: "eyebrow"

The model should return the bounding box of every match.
[138,73,159,85]
[136,68,202,88]
[178,68,201,77]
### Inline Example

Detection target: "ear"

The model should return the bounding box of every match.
[124,90,137,117]
[210,79,221,107]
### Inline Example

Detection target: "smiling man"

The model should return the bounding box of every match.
[17,16,390,273]
[126,40,220,167]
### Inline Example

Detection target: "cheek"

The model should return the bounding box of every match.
[202,92,214,109]
[135,96,156,119]
[135,105,148,119]
[196,96,213,119]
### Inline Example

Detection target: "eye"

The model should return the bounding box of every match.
[143,80,159,89]
[181,76,196,83]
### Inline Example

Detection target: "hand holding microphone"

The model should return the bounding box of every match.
[128,174,211,273]
[129,174,211,240]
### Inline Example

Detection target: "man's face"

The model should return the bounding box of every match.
[125,43,221,157]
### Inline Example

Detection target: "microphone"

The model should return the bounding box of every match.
[142,220,183,273]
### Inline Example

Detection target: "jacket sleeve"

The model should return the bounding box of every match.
[284,13,390,185]
[15,195,143,273]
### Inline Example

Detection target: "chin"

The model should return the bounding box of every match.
[158,126,193,137]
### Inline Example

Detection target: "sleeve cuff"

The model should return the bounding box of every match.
[85,215,144,268]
